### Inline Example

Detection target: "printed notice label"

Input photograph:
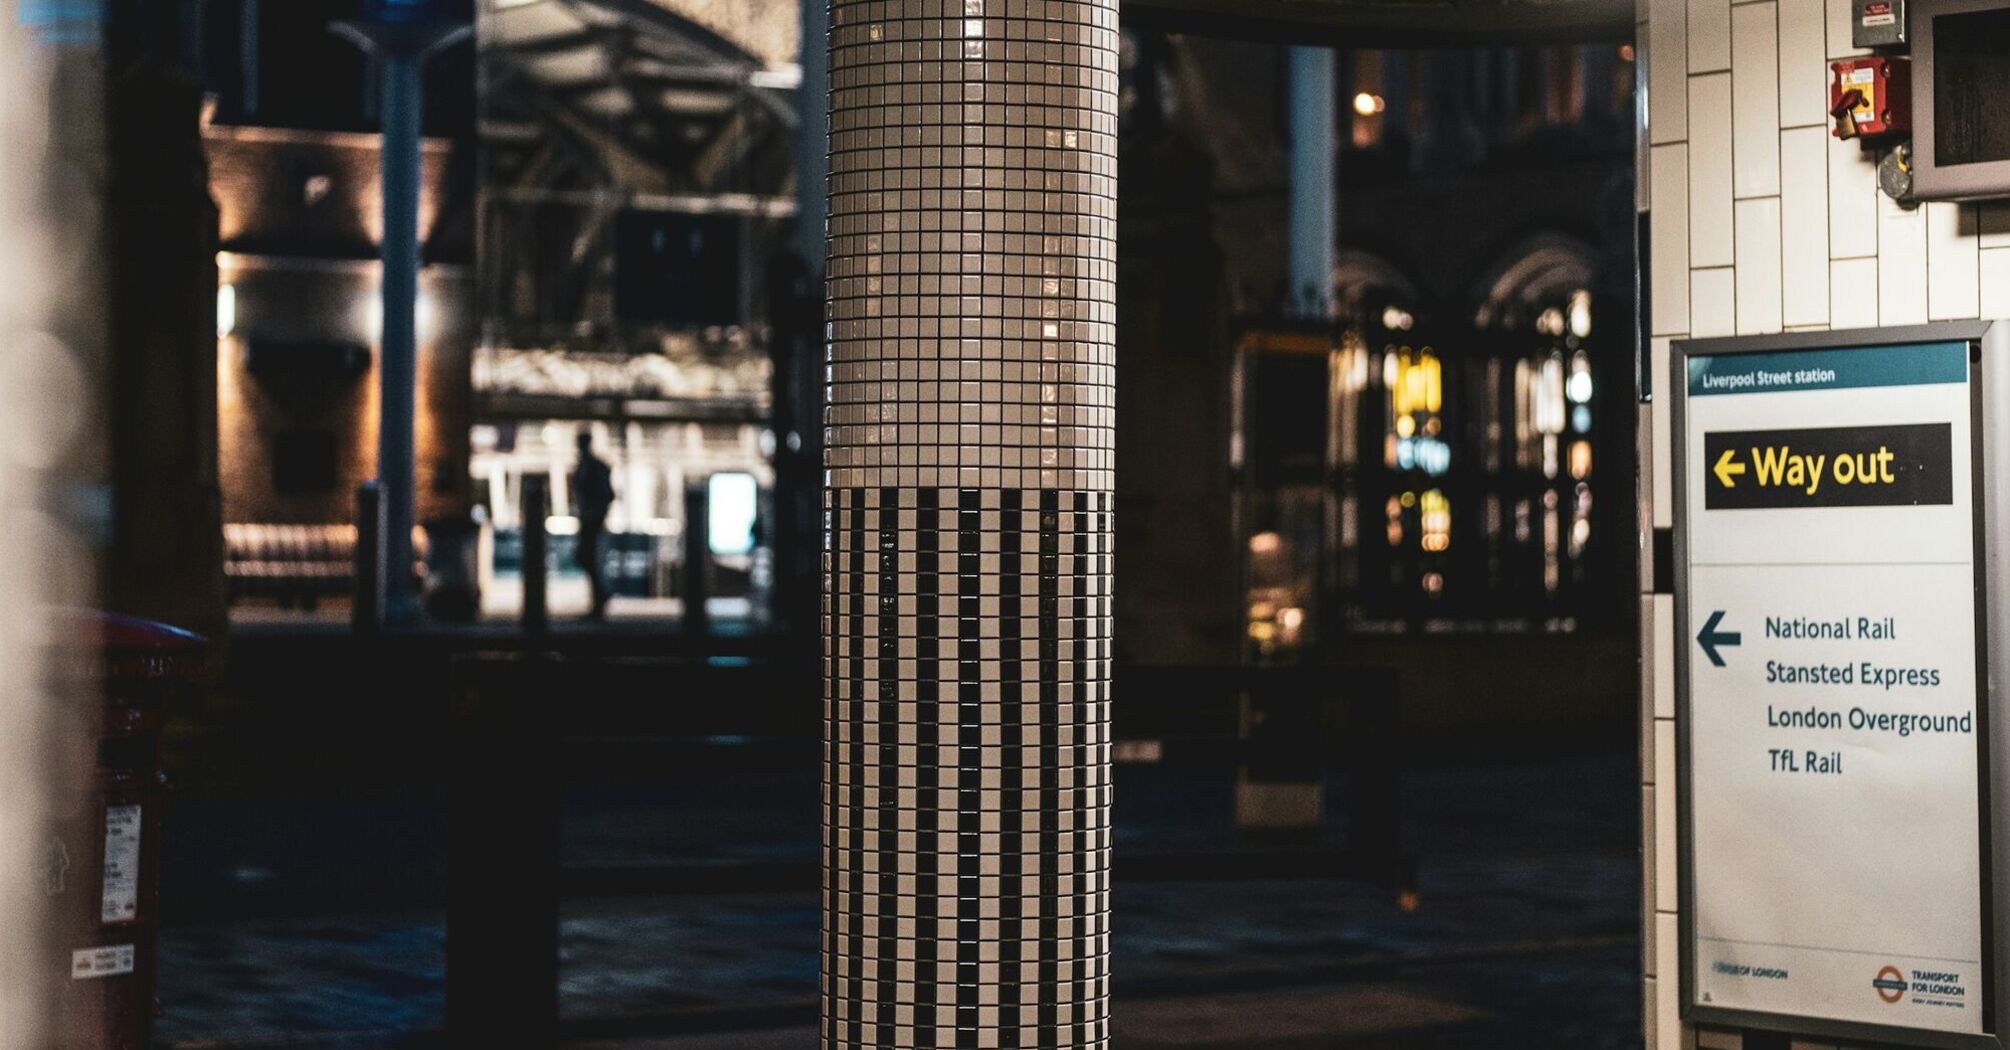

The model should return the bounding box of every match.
[1702,424,1954,510]
[71,944,134,980]
[100,804,140,924]
[1681,338,1983,1036]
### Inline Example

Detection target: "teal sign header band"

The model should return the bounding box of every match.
[1689,341,1970,397]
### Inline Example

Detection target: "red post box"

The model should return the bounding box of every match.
[50,613,204,1050]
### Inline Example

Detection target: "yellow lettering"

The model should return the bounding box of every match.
[1754,446,1790,487]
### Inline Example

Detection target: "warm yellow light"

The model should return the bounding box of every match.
[1569,289,1593,338]
[1249,531,1282,555]
[1419,489,1452,552]
[216,283,237,339]
[1353,92,1385,116]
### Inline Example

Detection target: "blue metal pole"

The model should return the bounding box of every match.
[332,15,468,626]
[379,47,423,624]
[1288,46,1336,319]
[796,0,828,272]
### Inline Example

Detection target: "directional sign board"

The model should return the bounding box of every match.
[1676,324,2010,1047]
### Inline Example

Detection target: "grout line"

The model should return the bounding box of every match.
[1839,129,1883,284]
[1728,13,1739,262]
[1817,124,1832,310]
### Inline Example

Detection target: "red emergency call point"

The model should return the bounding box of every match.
[1831,56,1912,141]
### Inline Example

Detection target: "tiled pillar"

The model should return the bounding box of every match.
[821,0,1118,1046]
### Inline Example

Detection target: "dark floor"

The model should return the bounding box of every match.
[152,736,1641,1050]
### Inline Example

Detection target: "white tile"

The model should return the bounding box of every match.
[1656,718,1678,807]
[1735,197,1784,333]
[1780,126,1831,325]
[1928,202,1981,321]
[1982,203,2010,249]
[1879,194,1929,325]
[1639,415,1660,588]
[1655,594,1676,719]
[1693,266,1738,335]
[1731,4,1781,198]
[1648,399,1672,529]
[1831,256,1880,328]
[1692,0,1733,70]
[1690,75,1736,266]
[1656,718,1679,912]
[1828,134,1879,258]
[1644,977,1660,1050]
[1650,0,1690,142]
[1825,0,1871,56]
[1982,248,2010,319]
[1641,607,1659,771]
[1642,644,1659,775]
[1778,0,1829,125]
[1653,144,1693,335]
[1640,100,1655,214]
[1655,913,1682,1039]
[1652,342,1674,526]
[1642,784,1657,967]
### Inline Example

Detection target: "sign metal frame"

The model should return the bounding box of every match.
[1673,320,2010,1049]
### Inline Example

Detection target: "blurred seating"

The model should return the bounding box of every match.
[223,524,356,609]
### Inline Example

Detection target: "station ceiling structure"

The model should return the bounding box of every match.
[1117,0,1632,45]
[480,0,797,199]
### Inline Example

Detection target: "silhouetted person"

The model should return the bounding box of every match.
[571,433,615,620]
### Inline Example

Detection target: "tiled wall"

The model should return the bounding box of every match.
[1639,0,2009,1044]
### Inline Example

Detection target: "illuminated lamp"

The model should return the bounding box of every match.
[216,283,236,339]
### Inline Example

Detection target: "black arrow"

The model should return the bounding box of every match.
[1697,610,1741,668]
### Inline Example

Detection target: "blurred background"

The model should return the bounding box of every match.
[4,0,1645,1045]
